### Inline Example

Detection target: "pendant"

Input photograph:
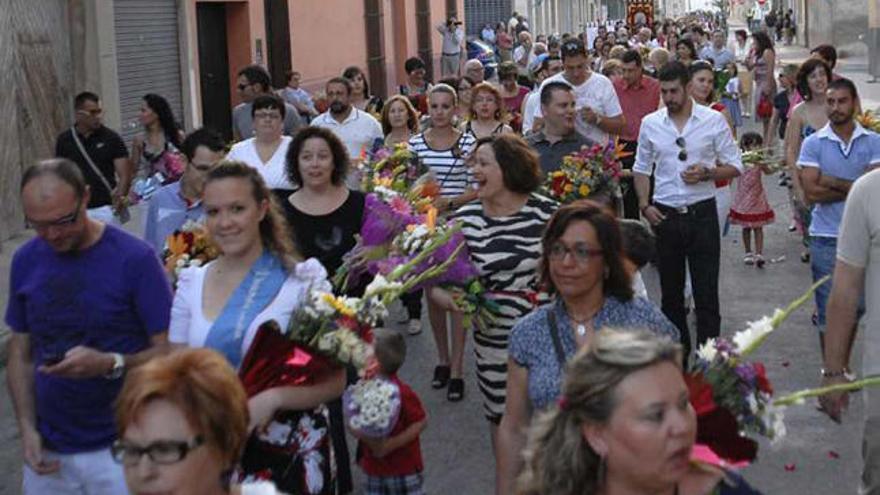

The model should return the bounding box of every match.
[576,324,587,337]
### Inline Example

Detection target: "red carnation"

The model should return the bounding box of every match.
[754,362,773,394]
[685,373,717,416]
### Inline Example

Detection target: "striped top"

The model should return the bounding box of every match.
[408,131,476,197]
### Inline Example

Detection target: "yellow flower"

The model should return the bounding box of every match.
[579,184,590,196]
[373,176,393,188]
[321,293,356,317]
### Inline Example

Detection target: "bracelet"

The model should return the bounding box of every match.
[820,367,850,378]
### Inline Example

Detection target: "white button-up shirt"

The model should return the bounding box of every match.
[312,108,383,161]
[633,101,742,208]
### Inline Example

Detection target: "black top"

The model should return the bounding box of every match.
[281,189,366,280]
[55,126,128,208]
[526,130,597,174]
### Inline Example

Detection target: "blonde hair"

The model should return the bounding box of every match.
[115,348,249,469]
[428,83,458,106]
[608,45,628,61]
[516,330,682,495]
[649,47,671,70]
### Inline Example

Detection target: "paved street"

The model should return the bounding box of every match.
[1,41,877,495]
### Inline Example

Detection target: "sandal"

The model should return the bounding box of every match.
[447,378,465,402]
[743,253,755,265]
[432,365,450,389]
[755,254,765,269]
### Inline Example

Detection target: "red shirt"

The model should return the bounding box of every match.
[613,75,661,142]
[357,375,426,476]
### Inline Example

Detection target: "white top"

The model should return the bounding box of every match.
[241,482,286,495]
[438,24,464,54]
[633,270,648,300]
[514,45,537,69]
[226,136,294,190]
[169,258,331,354]
[633,101,743,208]
[836,169,880,375]
[521,89,541,135]
[533,71,623,144]
[725,78,740,98]
[312,108,383,163]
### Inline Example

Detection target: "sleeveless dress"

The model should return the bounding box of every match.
[729,166,775,227]
[454,194,558,422]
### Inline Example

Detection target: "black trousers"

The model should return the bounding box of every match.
[618,140,641,220]
[653,198,721,360]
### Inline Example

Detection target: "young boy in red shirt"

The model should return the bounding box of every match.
[356,328,428,494]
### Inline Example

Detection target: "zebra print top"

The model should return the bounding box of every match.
[408,131,476,198]
[453,193,558,420]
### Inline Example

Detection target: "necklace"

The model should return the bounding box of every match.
[567,314,591,337]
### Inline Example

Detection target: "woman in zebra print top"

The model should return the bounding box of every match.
[431,134,557,450]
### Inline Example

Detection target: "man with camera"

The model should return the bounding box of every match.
[437,16,464,77]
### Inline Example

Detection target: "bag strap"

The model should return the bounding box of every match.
[546,308,567,367]
[70,127,114,196]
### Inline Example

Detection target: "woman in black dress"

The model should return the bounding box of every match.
[283,126,366,495]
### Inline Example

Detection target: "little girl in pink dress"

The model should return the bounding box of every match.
[730,132,775,268]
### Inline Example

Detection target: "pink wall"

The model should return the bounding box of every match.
[288,0,369,95]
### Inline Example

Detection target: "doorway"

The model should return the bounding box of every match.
[264,0,291,89]
[197,2,232,141]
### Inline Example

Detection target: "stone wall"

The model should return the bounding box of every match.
[0,1,73,242]
[806,0,868,48]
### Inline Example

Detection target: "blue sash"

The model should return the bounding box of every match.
[203,251,288,369]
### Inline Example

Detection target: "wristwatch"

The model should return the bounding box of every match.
[105,353,125,380]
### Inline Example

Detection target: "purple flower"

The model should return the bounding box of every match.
[735,364,757,385]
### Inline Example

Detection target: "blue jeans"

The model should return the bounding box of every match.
[810,236,865,331]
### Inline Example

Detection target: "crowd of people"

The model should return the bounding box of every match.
[5,7,880,495]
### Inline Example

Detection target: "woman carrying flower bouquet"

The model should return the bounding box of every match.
[130,93,186,202]
[409,83,477,401]
[169,161,345,494]
[516,330,761,495]
[496,201,678,494]
[430,134,556,440]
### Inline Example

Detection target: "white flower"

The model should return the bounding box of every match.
[696,338,718,362]
[311,291,337,317]
[732,315,775,353]
[767,406,787,443]
[317,333,338,353]
[364,275,403,297]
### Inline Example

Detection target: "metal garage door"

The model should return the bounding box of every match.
[464,0,512,37]
[114,0,184,143]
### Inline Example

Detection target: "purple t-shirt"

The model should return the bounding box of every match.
[5,225,172,453]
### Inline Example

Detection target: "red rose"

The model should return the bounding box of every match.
[685,373,717,416]
[754,362,773,394]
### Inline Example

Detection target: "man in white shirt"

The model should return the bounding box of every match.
[437,16,464,77]
[312,77,383,188]
[530,38,626,145]
[634,61,743,360]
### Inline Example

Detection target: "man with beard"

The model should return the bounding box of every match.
[6,159,172,494]
[313,77,383,187]
[634,61,743,361]
[797,79,880,350]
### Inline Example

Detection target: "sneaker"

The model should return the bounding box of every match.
[744,253,755,265]
[406,319,422,335]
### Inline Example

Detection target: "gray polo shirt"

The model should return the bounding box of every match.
[526,130,597,174]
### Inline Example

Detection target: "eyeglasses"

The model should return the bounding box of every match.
[25,200,82,230]
[549,242,603,264]
[111,436,204,466]
[254,111,282,120]
[675,137,688,162]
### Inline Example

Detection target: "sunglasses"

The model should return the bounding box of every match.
[675,137,688,162]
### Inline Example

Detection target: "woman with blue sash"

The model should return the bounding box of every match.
[169,162,344,494]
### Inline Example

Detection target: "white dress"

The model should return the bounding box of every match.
[225,136,295,190]
[168,257,331,354]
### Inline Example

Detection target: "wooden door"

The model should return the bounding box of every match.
[416,0,434,81]
[196,3,232,142]
[264,0,291,89]
[364,0,387,98]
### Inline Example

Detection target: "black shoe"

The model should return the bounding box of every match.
[447,378,465,401]
[432,365,450,389]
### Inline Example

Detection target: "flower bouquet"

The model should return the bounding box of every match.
[162,220,220,283]
[741,148,783,174]
[856,110,880,133]
[544,142,624,204]
[687,275,880,467]
[360,143,438,212]
[343,376,401,438]
[440,279,501,332]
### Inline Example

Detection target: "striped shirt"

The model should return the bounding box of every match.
[408,132,476,197]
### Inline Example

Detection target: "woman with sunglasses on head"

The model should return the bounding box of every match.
[115,347,285,495]
[495,201,678,495]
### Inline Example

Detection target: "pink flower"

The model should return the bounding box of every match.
[388,195,412,216]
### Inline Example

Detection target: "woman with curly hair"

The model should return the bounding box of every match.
[464,82,514,139]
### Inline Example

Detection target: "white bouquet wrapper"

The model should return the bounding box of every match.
[343,377,402,439]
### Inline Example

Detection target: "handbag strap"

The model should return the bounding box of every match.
[70,127,115,196]
[546,308,568,368]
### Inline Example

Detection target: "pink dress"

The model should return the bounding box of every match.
[729,167,775,227]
